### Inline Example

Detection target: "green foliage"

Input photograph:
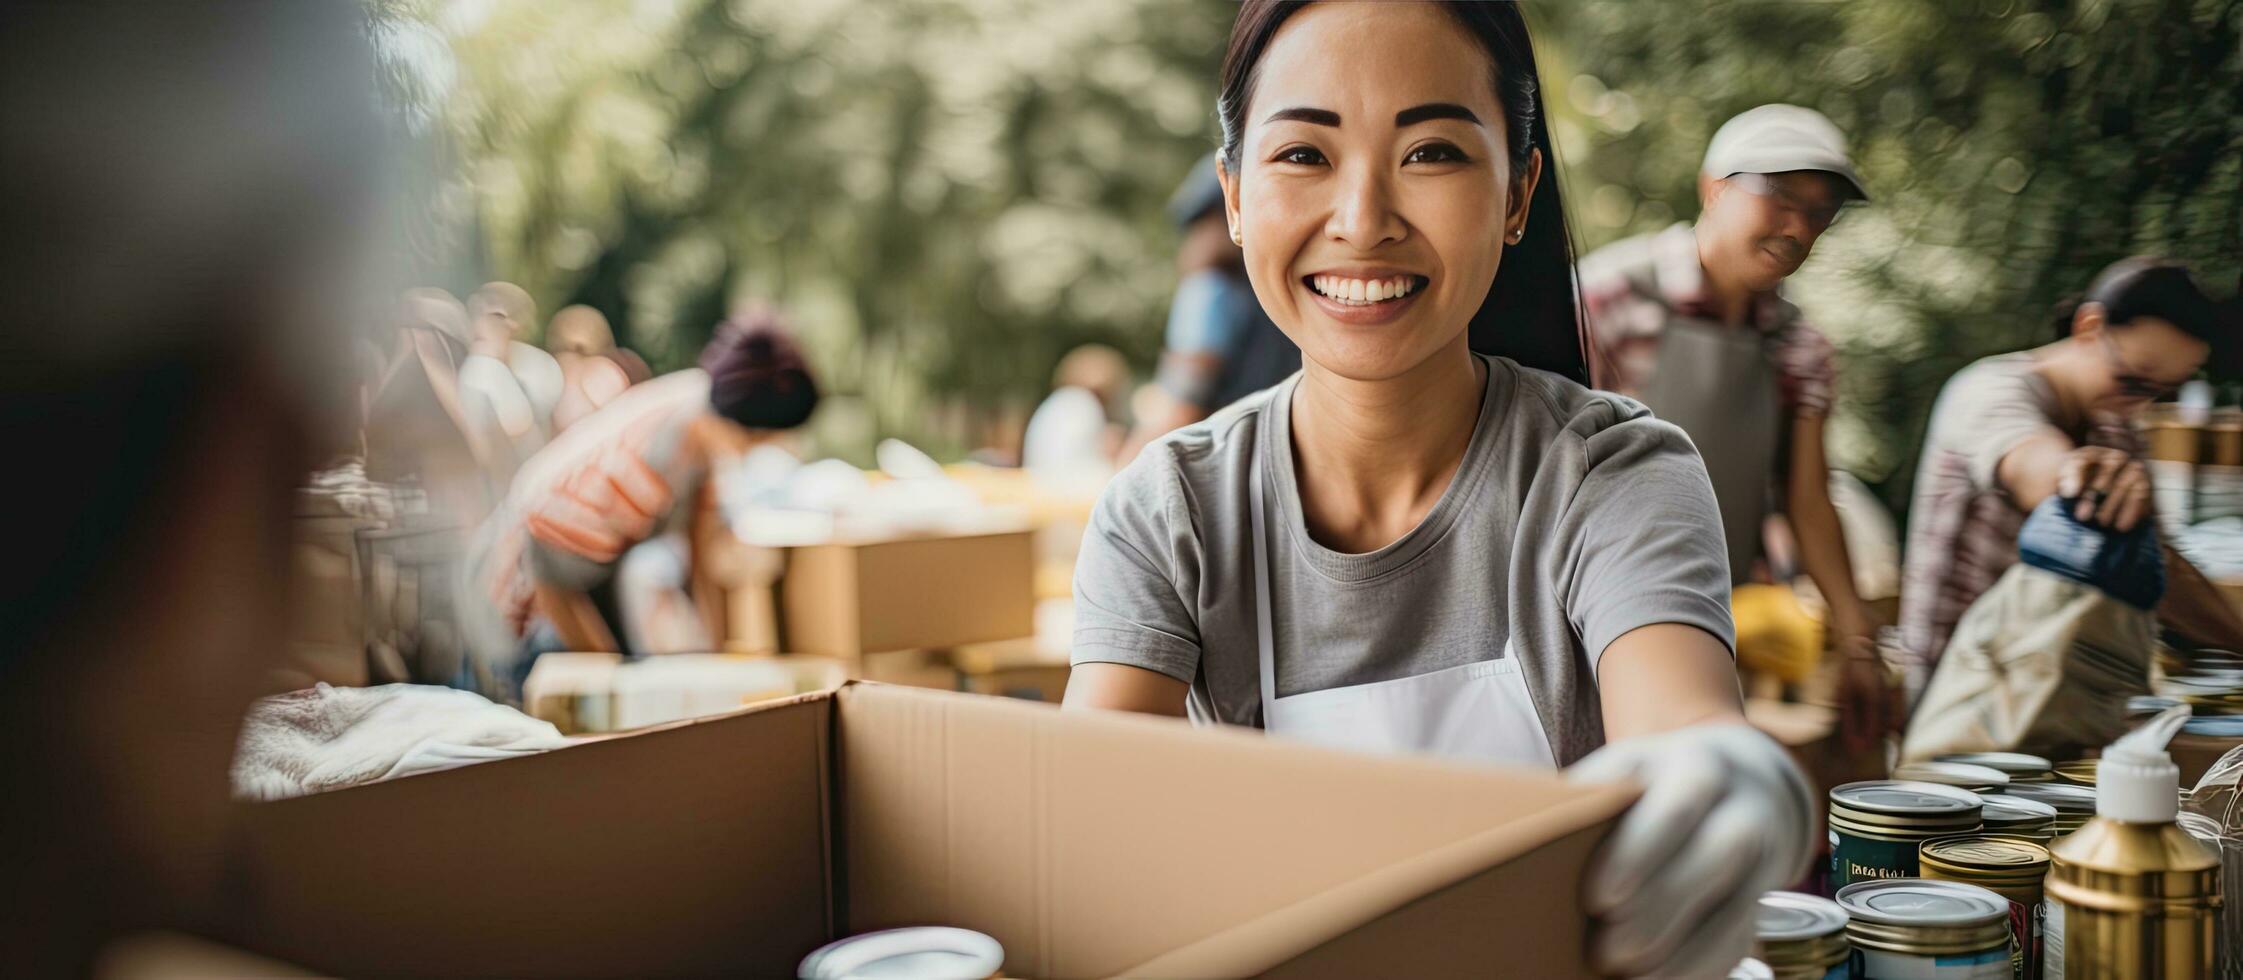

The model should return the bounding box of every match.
[433,0,1230,462]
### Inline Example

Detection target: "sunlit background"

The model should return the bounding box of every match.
[366,0,2243,512]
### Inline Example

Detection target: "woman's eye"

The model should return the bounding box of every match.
[1405,143,1468,165]
[1275,146,1326,166]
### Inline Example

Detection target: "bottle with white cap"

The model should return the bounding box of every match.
[2044,705,2221,978]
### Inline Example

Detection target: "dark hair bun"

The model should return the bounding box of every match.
[700,309,819,430]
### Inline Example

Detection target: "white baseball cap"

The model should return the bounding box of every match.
[1701,104,1868,201]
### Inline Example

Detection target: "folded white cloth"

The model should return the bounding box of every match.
[232,683,567,801]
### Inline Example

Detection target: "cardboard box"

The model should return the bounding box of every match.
[954,637,1072,703]
[222,683,1634,977]
[2171,732,2243,789]
[522,652,849,735]
[780,530,1035,658]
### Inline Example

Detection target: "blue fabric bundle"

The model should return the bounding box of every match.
[2017,495,2167,610]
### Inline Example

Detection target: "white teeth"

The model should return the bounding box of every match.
[1311,275,1421,305]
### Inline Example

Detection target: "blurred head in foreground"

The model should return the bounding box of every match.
[0,3,382,971]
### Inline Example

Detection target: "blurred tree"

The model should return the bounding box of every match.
[424,0,1231,463]
[1540,0,2241,520]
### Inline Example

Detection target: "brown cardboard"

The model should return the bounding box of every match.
[225,683,1633,978]
[2171,732,2243,788]
[781,530,1035,658]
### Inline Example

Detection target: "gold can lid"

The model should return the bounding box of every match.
[1893,761,2009,791]
[1920,833,2051,875]
[1933,751,2053,779]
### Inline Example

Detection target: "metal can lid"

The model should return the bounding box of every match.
[1933,751,2052,777]
[1892,761,2010,790]
[1726,956,1774,980]
[1920,833,2051,871]
[1999,781,2097,812]
[1755,891,1848,942]
[2052,759,2099,785]
[1836,879,2010,928]
[798,927,1005,980]
[1977,794,2059,825]
[1830,780,1984,816]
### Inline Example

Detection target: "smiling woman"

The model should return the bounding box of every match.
[1062,3,1818,977]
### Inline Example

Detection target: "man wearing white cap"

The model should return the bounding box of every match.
[1579,104,1885,741]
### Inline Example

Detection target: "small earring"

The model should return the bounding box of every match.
[1508,228,1524,243]
[1230,228,1243,245]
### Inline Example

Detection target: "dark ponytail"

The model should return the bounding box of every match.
[1216,0,1587,384]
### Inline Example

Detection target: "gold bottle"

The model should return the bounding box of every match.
[2044,706,2221,978]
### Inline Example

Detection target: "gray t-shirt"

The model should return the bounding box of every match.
[1071,353,1735,765]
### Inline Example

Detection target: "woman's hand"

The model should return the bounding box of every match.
[1568,722,1814,978]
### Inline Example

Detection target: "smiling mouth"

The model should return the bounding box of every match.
[1302,274,1429,307]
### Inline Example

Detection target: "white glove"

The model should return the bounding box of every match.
[1567,722,1814,978]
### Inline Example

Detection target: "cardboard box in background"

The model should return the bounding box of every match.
[953,636,1072,703]
[522,652,848,735]
[778,529,1035,659]
[2171,732,2243,789]
[224,683,1634,978]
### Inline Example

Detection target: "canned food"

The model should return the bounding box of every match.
[2049,759,2097,786]
[1919,834,2050,980]
[1932,752,2053,784]
[1755,891,1850,980]
[798,927,1005,980]
[1994,782,2095,836]
[1892,761,2010,793]
[1974,795,2058,842]
[1828,781,1984,890]
[1837,878,2012,980]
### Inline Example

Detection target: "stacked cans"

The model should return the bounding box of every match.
[1892,761,2009,794]
[1754,892,1850,979]
[1974,796,2058,842]
[1919,835,2052,979]
[2000,781,2097,837]
[1828,781,1985,888]
[1835,878,2014,980]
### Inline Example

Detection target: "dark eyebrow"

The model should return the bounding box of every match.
[1395,103,1481,127]
[1264,106,1341,127]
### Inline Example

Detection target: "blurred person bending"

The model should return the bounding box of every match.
[457,311,819,693]
[1120,154,1300,460]
[1898,258,2243,698]
[0,3,384,973]
[1578,104,1889,744]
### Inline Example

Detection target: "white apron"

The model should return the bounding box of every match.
[1248,434,1557,768]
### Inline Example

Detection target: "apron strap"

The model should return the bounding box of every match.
[1250,436,1278,728]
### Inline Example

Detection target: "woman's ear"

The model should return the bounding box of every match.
[1506,147,1544,240]
[2071,300,2107,341]
[1218,156,1243,247]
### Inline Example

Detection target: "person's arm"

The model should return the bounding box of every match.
[1554,415,1812,978]
[1784,411,1892,748]
[535,581,619,652]
[1996,433,2243,646]
[1063,662,1188,716]
[1597,623,1746,739]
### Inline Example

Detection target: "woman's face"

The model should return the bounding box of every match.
[1220,2,1537,382]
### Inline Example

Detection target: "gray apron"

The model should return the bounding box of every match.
[1635,319,1781,586]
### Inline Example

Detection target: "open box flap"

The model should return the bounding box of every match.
[836,683,1633,979]
[227,693,836,977]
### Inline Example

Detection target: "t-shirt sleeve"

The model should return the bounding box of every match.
[1070,448,1204,684]
[1553,415,1737,674]
[1945,365,2069,493]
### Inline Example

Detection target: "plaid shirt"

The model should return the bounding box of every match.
[1578,222,1838,422]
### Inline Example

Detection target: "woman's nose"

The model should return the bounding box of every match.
[1324,165,1405,250]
